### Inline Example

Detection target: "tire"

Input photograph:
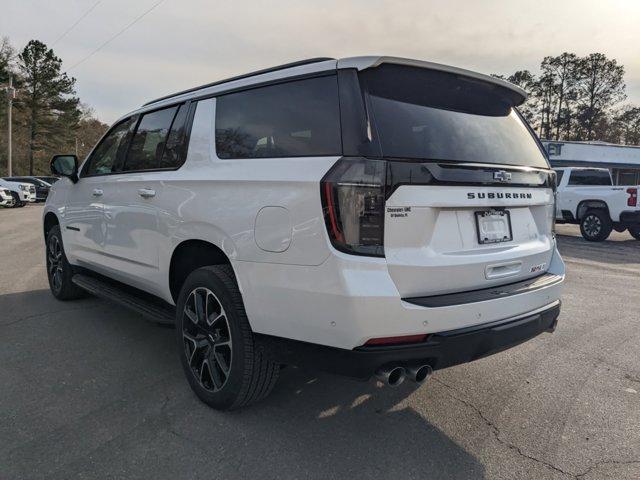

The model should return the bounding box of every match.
[579,209,613,242]
[175,265,279,410]
[629,226,640,240]
[45,225,85,300]
[10,192,23,208]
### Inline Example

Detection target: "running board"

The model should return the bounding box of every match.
[72,273,175,326]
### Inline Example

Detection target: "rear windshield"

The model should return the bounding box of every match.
[360,65,548,168]
[568,169,611,186]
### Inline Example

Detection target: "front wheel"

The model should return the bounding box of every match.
[580,209,612,242]
[175,265,279,410]
[46,225,85,300]
[628,226,640,240]
[10,192,23,208]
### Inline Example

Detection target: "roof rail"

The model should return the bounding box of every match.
[143,57,335,106]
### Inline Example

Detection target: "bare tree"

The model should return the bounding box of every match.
[545,53,579,140]
[574,53,626,141]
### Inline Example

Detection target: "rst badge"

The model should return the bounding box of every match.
[530,263,546,273]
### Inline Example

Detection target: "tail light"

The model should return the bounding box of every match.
[320,158,386,257]
[627,188,637,207]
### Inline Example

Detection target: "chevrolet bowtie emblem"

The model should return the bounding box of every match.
[493,170,512,182]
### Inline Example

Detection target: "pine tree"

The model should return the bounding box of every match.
[17,40,80,175]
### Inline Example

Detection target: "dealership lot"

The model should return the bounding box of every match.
[1,205,639,480]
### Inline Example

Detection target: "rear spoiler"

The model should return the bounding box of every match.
[337,56,527,106]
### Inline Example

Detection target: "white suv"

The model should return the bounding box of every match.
[43,57,564,410]
[0,178,36,207]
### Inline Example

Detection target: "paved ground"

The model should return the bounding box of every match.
[1,204,639,480]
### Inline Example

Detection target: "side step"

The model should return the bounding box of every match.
[72,273,175,326]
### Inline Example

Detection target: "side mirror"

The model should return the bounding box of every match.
[50,155,79,183]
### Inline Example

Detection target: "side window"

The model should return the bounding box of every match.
[215,75,341,159]
[123,106,178,172]
[555,170,564,185]
[84,118,135,176]
[568,170,612,186]
[158,104,189,169]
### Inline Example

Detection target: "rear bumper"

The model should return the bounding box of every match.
[238,245,565,350]
[258,301,561,379]
[620,210,640,225]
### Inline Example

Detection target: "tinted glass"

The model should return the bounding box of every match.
[360,65,548,168]
[555,170,564,185]
[159,104,189,169]
[215,75,341,159]
[85,118,135,175]
[124,106,178,172]
[617,170,638,186]
[568,169,611,186]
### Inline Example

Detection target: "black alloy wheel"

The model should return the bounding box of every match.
[182,287,233,392]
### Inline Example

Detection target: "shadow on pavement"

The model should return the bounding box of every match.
[1,288,484,479]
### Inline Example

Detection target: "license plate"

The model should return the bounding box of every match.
[475,209,512,244]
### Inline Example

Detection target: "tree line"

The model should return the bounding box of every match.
[2,40,639,179]
[497,52,640,145]
[0,37,108,177]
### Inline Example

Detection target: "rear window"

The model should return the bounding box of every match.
[215,75,341,159]
[360,64,548,168]
[568,169,611,186]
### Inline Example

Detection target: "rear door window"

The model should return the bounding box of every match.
[215,75,341,159]
[568,170,611,186]
[124,106,179,172]
[158,104,190,169]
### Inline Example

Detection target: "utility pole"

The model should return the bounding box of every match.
[5,75,15,176]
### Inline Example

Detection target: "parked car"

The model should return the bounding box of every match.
[0,188,14,207]
[554,167,640,241]
[3,176,51,202]
[0,178,36,207]
[36,176,60,184]
[43,56,564,410]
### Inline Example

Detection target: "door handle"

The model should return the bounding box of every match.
[92,188,103,197]
[138,188,156,198]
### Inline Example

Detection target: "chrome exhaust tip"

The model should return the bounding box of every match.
[407,364,433,384]
[375,366,406,387]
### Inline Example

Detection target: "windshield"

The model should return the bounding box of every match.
[360,64,549,168]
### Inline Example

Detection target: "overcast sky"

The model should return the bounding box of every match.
[3,0,640,124]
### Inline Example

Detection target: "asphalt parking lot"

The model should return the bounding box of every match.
[1,205,639,480]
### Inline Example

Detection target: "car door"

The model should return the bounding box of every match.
[63,118,135,267]
[101,103,190,293]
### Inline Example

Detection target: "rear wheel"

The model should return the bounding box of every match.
[175,265,279,410]
[628,226,640,240]
[580,209,612,242]
[46,225,85,300]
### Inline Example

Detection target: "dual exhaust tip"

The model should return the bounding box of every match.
[375,364,433,387]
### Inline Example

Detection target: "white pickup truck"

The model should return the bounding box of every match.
[555,167,640,241]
